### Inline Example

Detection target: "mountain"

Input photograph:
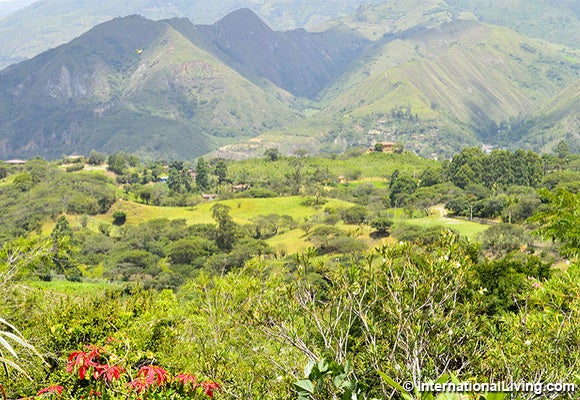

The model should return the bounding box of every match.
[169,9,368,98]
[495,78,580,153]
[446,0,580,49]
[1,4,578,160]
[0,14,306,159]
[0,10,367,159]
[215,2,580,159]
[0,0,379,70]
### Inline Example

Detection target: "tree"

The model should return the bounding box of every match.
[211,204,237,251]
[530,188,580,258]
[107,152,128,175]
[213,159,228,185]
[138,186,153,204]
[340,205,369,225]
[479,223,529,256]
[447,147,484,188]
[370,217,394,236]
[389,169,400,189]
[167,161,192,194]
[168,238,217,266]
[51,216,73,241]
[389,175,418,206]
[195,157,210,192]
[112,211,127,226]
[452,164,475,189]
[553,140,571,160]
[293,148,309,158]
[264,148,280,162]
[12,173,33,192]
[419,167,442,187]
[50,216,78,277]
[88,150,106,166]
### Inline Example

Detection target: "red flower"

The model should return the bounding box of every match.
[201,381,221,398]
[93,364,125,381]
[128,365,169,393]
[85,345,103,360]
[37,385,64,396]
[138,365,169,386]
[66,351,91,380]
[175,373,197,385]
[66,346,107,380]
[176,373,198,387]
[127,377,151,394]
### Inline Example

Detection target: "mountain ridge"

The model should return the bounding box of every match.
[0,10,367,159]
[0,6,578,160]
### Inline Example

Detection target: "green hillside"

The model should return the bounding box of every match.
[221,15,579,159]
[446,0,580,49]
[497,78,580,153]
[0,15,301,160]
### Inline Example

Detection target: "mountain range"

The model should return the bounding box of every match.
[0,1,578,160]
[0,10,366,159]
[0,0,578,71]
[0,0,381,70]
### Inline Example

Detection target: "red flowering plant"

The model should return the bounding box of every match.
[126,366,222,399]
[57,344,126,399]
[36,343,221,399]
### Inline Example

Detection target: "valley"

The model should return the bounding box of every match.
[0,2,579,398]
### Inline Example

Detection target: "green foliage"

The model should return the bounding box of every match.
[168,238,217,267]
[242,188,279,198]
[12,173,33,192]
[88,150,106,166]
[389,175,418,206]
[211,204,237,251]
[0,318,44,381]
[112,211,127,226]
[264,148,280,162]
[473,254,551,314]
[370,217,393,236]
[479,223,530,255]
[168,162,193,194]
[339,205,369,224]
[419,167,443,187]
[195,158,210,192]
[530,188,580,258]
[447,148,544,189]
[294,358,364,400]
[106,152,130,175]
[213,159,228,185]
[308,225,365,254]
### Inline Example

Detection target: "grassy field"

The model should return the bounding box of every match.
[40,192,490,254]
[102,196,355,225]
[393,214,489,239]
[27,280,124,295]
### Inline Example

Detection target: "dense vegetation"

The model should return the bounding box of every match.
[1,145,579,399]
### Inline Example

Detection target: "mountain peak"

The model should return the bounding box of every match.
[215,8,272,34]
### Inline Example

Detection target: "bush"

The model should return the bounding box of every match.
[65,163,85,173]
[112,211,127,225]
[340,205,369,224]
[370,217,393,236]
[241,188,278,198]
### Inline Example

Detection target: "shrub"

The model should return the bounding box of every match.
[112,211,127,226]
[241,188,278,198]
